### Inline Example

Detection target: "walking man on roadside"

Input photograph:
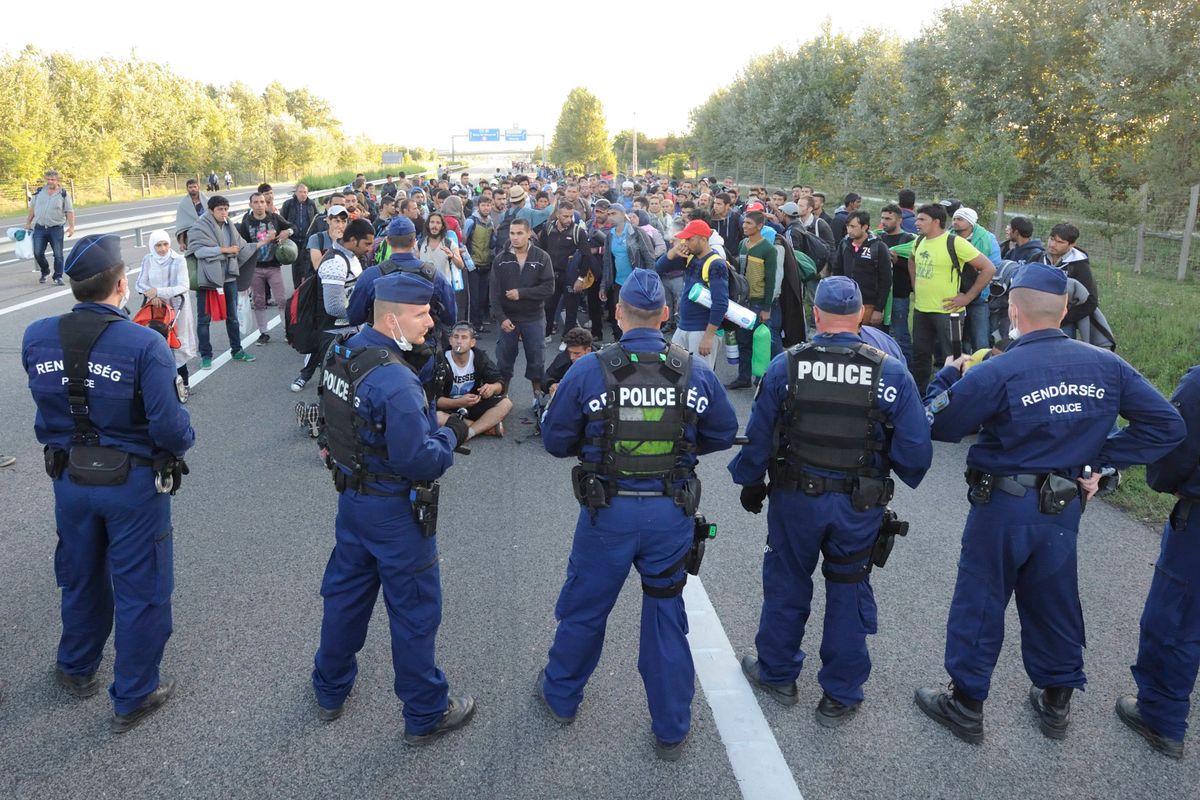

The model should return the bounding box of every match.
[26,169,75,286]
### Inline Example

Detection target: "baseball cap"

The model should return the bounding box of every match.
[325,205,348,218]
[675,220,713,240]
[780,201,801,217]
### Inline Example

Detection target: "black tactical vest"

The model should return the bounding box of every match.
[319,339,418,490]
[779,341,889,476]
[584,343,696,488]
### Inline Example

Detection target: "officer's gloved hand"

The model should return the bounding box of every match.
[444,414,470,447]
[740,483,768,514]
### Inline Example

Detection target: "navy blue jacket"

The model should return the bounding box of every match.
[541,327,738,492]
[1147,366,1200,499]
[654,249,729,332]
[23,303,194,459]
[347,251,457,329]
[925,328,1184,474]
[335,325,460,493]
[729,331,932,490]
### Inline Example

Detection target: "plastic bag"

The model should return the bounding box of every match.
[237,291,254,332]
[8,227,33,260]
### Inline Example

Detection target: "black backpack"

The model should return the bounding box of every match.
[912,233,978,295]
[286,274,324,354]
[491,208,521,259]
[700,251,750,306]
[788,225,830,274]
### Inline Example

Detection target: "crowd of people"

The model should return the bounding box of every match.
[13,161,1199,768]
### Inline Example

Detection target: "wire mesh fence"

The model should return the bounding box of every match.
[696,162,1199,281]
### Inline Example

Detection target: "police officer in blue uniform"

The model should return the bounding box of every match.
[312,271,476,746]
[916,263,1185,743]
[1117,364,1200,759]
[730,276,932,725]
[538,269,738,760]
[347,215,456,333]
[21,234,194,733]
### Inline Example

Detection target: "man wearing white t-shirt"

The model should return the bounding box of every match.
[435,323,513,438]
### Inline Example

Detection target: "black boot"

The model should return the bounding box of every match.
[915,684,984,744]
[740,654,799,706]
[1029,685,1073,739]
[111,677,176,734]
[54,666,101,699]
[815,693,861,728]
[654,733,688,761]
[1115,695,1184,759]
[403,695,477,746]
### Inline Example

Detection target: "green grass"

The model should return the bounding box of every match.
[298,165,429,192]
[1091,264,1198,522]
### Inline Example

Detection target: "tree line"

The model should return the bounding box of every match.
[0,47,436,183]
[687,0,1200,204]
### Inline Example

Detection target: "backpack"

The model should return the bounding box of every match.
[912,233,977,295]
[788,225,829,276]
[491,208,520,259]
[701,251,750,306]
[285,274,324,354]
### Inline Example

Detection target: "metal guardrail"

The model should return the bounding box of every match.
[0,170,449,258]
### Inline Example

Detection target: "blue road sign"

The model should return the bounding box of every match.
[505,129,527,142]
[468,128,501,142]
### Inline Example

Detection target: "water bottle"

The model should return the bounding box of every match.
[751,322,772,377]
[686,283,757,330]
[725,330,739,366]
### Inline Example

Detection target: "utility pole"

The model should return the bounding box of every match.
[632,112,639,175]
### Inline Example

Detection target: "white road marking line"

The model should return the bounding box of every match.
[188,313,282,387]
[0,265,142,318]
[685,577,804,800]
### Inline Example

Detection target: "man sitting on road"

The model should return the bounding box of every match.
[435,323,513,439]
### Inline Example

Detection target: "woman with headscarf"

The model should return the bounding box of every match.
[137,229,199,387]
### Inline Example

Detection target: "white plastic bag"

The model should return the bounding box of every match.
[8,227,33,260]
[237,291,254,333]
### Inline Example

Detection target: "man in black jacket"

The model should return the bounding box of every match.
[436,323,513,438]
[879,204,915,361]
[1040,222,1099,340]
[828,210,892,328]
[491,218,556,407]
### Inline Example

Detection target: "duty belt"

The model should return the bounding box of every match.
[1172,497,1197,529]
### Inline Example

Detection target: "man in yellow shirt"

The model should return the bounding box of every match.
[907,204,996,393]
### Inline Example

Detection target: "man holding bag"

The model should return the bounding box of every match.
[185,196,259,369]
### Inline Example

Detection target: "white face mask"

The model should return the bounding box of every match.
[1008,309,1020,340]
[119,280,130,308]
[387,314,413,351]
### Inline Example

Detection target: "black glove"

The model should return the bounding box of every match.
[444,414,470,447]
[740,483,768,514]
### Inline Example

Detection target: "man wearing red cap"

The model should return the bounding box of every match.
[654,219,728,368]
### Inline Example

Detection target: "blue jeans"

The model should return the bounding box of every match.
[195,281,243,359]
[966,299,990,352]
[496,318,545,384]
[891,295,913,366]
[33,223,65,279]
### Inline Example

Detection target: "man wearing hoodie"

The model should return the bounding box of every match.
[464,196,497,331]
[830,193,861,243]
[1041,223,1099,340]
[712,193,743,260]
[898,189,918,234]
[1001,216,1045,263]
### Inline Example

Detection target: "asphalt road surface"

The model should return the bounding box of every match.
[0,234,1195,800]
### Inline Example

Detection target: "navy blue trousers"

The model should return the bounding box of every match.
[944,490,1086,701]
[542,498,694,743]
[754,489,882,705]
[53,467,173,714]
[312,490,449,735]
[1132,500,1200,741]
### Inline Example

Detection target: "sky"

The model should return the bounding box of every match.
[3,0,946,153]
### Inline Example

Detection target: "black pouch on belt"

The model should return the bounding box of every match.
[1038,473,1079,515]
[67,445,130,486]
[851,476,888,513]
[44,446,67,479]
[411,481,440,538]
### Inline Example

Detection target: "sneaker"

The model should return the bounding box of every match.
[544,335,553,345]
[291,377,306,392]
[54,278,64,286]
[199,357,213,370]
[0,454,15,468]
[231,351,256,363]
[480,422,505,438]
[39,276,47,284]
[255,333,270,346]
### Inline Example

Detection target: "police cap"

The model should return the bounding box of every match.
[386,215,416,237]
[64,234,123,281]
[814,276,863,315]
[376,271,434,305]
[619,269,665,311]
[1011,262,1068,296]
